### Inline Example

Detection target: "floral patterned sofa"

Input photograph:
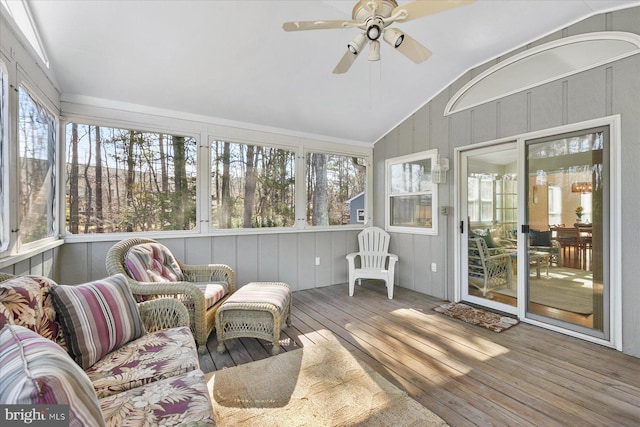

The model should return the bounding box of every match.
[0,273,214,426]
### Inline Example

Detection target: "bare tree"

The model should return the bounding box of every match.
[172,135,189,229]
[220,142,232,228]
[243,144,258,227]
[103,134,113,230]
[83,128,93,234]
[312,153,328,226]
[68,123,79,233]
[159,133,168,194]
[126,131,135,231]
[95,126,104,232]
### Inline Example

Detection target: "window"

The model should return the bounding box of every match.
[65,124,197,233]
[18,85,56,244]
[385,149,438,234]
[445,32,640,115]
[0,63,7,251]
[468,174,496,225]
[210,140,295,229]
[306,153,366,226]
[548,185,562,225]
[61,122,370,236]
[580,192,592,224]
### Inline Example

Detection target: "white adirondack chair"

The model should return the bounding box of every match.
[346,227,398,299]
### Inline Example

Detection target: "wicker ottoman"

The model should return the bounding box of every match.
[215,282,292,355]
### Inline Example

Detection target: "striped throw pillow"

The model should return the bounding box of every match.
[0,325,106,427]
[50,274,145,370]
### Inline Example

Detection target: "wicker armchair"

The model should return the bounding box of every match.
[468,236,512,296]
[106,238,235,354]
[138,298,191,333]
[0,272,16,282]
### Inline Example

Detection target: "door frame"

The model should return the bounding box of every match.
[454,115,622,351]
[458,141,519,315]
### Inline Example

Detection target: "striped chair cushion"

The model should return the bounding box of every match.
[0,325,105,427]
[50,274,145,370]
[123,242,185,283]
[179,282,230,310]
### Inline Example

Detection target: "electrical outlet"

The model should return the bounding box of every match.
[315,257,320,266]
[431,262,437,272]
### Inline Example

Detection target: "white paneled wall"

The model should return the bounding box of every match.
[56,230,361,292]
[374,7,640,356]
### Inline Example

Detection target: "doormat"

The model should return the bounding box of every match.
[433,302,519,333]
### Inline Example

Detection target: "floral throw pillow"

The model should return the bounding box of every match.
[0,275,66,349]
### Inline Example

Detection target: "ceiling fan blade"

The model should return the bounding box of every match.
[390,33,432,64]
[333,49,360,74]
[392,0,475,23]
[283,19,356,32]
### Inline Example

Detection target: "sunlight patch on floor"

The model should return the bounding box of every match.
[389,308,510,360]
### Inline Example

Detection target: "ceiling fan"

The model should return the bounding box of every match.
[283,0,475,74]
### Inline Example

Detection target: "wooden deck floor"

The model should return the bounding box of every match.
[199,282,640,426]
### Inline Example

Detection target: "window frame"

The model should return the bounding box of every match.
[385,149,439,235]
[60,117,203,241]
[0,47,65,264]
[14,79,59,253]
[445,32,640,115]
[467,174,496,226]
[59,110,372,241]
[208,136,297,231]
[303,149,368,228]
[0,59,8,253]
[62,122,201,235]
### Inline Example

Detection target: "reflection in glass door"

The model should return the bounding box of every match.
[461,143,518,314]
[525,127,608,338]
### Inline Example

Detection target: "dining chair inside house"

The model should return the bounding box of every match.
[550,225,579,260]
[576,224,593,269]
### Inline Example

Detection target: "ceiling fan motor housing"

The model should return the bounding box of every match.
[352,0,398,23]
[353,1,397,42]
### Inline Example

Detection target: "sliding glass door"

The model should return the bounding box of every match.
[460,142,518,315]
[457,123,612,342]
[525,127,608,338]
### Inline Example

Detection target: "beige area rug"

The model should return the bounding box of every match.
[433,302,519,333]
[493,267,595,314]
[205,340,448,427]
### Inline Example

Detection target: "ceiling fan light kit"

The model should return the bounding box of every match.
[282,0,475,74]
[383,27,404,48]
[348,33,368,54]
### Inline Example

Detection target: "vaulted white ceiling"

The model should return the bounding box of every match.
[27,0,640,145]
